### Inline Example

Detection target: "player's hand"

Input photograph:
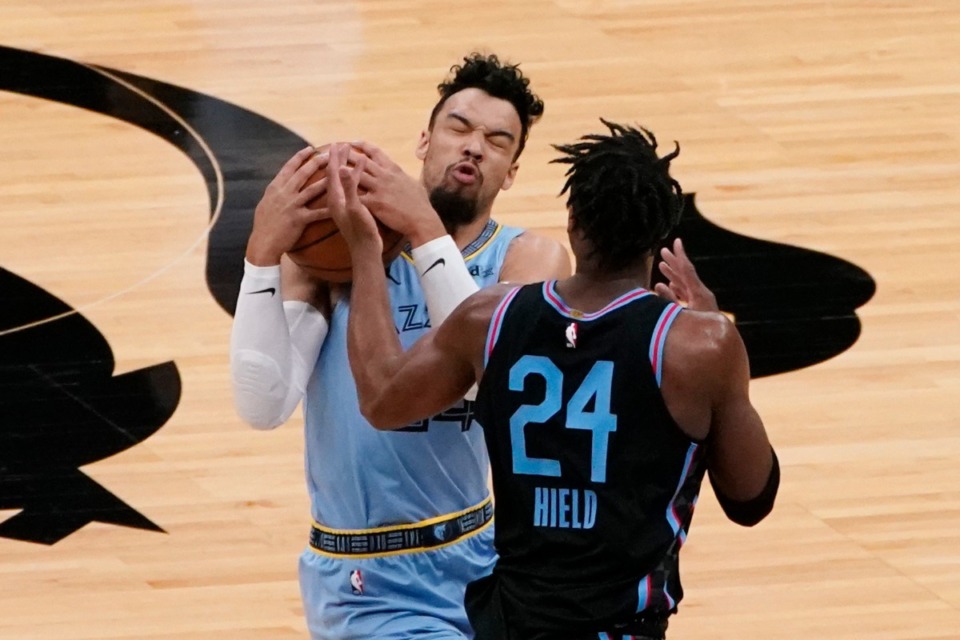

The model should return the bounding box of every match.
[654,238,719,312]
[326,143,383,257]
[350,140,446,246]
[246,146,330,266]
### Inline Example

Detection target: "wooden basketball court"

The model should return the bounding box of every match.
[1,1,958,638]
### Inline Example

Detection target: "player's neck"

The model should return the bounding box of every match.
[448,214,493,251]
[575,254,652,283]
[554,265,651,313]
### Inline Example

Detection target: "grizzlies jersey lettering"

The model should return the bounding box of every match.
[474,281,707,632]
[304,220,524,530]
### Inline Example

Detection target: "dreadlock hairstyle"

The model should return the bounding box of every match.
[551,119,683,273]
[429,53,544,159]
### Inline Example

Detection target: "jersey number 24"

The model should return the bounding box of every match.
[509,355,618,483]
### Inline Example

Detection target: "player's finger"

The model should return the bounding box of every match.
[278,146,316,180]
[326,144,348,214]
[354,168,378,194]
[658,262,687,297]
[270,147,316,192]
[338,166,364,216]
[672,238,697,275]
[658,259,680,283]
[290,152,323,191]
[653,283,678,302]
[661,246,696,286]
[673,237,687,259]
[305,205,333,222]
[350,140,390,166]
[296,175,327,207]
[342,147,375,171]
[344,156,368,208]
[312,146,330,170]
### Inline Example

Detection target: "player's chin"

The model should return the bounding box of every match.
[438,177,477,195]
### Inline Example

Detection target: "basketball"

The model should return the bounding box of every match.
[285,147,406,282]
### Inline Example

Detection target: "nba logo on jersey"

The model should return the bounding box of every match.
[349,569,364,595]
[565,322,578,348]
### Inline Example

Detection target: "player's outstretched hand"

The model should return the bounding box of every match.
[326,143,383,257]
[655,238,719,312]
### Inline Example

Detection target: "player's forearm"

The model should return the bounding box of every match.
[712,447,779,527]
[230,260,327,428]
[346,245,407,428]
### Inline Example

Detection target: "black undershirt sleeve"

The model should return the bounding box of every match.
[713,447,780,527]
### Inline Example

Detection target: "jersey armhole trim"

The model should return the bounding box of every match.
[649,303,683,387]
[484,286,522,367]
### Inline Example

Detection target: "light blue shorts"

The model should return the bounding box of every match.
[299,524,496,639]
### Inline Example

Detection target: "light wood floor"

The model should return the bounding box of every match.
[2,1,959,638]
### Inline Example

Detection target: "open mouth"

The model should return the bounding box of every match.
[450,161,481,185]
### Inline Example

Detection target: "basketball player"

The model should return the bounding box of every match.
[230,54,570,639]
[327,120,779,639]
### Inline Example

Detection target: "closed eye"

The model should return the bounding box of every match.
[487,134,513,150]
[446,114,472,134]
[445,113,516,150]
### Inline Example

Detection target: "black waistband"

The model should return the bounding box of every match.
[309,498,493,556]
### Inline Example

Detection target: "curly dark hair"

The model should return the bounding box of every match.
[551,119,683,272]
[429,53,544,159]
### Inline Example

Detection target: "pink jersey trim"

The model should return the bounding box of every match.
[484,286,522,366]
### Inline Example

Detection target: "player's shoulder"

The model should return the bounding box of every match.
[501,231,572,282]
[507,230,565,256]
[660,308,748,411]
[669,308,742,362]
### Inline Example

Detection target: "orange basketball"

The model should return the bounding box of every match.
[286,147,405,283]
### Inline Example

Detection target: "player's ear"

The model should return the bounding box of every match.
[415,129,430,160]
[500,162,519,191]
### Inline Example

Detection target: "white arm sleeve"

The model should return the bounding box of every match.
[412,235,481,400]
[230,260,328,429]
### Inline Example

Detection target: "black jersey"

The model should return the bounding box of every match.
[473,281,707,637]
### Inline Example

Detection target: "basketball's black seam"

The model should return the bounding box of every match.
[289,227,341,253]
[291,226,404,279]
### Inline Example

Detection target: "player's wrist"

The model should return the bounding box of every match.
[242,259,282,279]
[412,234,479,315]
[245,250,284,267]
[411,235,458,273]
[245,233,286,266]
[348,241,385,267]
[403,215,447,249]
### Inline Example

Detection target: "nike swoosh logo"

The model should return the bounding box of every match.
[248,287,276,296]
[423,258,445,275]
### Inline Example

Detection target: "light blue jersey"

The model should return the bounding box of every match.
[299,220,524,640]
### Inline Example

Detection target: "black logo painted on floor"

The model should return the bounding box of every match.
[0,46,875,544]
[0,269,179,544]
[653,195,876,378]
